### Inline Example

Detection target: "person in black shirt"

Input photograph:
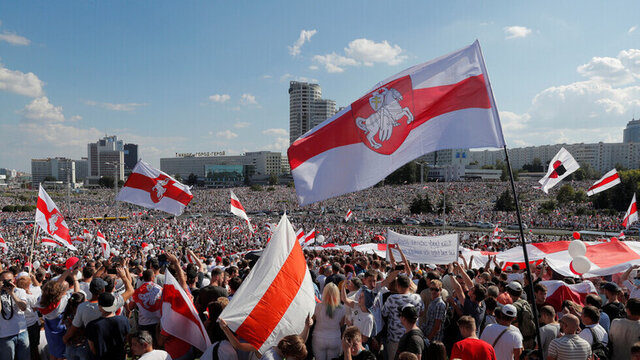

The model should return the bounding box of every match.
[396,305,424,360]
[86,292,130,360]
[602,282,626,321]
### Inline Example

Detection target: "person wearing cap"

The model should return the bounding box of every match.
[546,314,591,360]
[506,281,536,350]
[602,281,626,321]
[395,305,424,360]
[0,270,30,360]
[451,315,496,360]
[85,292,131,360]
[609,298,640,360]
[480,304,523,360]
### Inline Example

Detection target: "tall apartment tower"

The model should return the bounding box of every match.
[87,135,125,183]
[124,143,139,173]
[624,118,640,143]
[289,81,337,144]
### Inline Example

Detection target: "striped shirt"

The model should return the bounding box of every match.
[547,335,591,360]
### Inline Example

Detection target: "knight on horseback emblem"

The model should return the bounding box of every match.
[355,86,414,150]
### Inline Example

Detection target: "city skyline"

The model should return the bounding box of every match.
[1,1,640,172]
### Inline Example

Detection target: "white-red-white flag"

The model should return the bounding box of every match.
[492,224,503,239]
[161,270,211,352]
[219,214,315,354]
[623,194,638,229]
[116,160,193,216]
[96,231,110,259]
[146,228,155,237]
[587,169,621,196]
[538,147,580,194]
[0,232,8,253]
[303,228,316,246]
[35,185,75,250]
[41,237,65,248]
[288,41,505,206]
[296,228,305,244]
[230,190,253,233]
[344,209,353,222]
[231,226,240,233]
[71,236,84,245]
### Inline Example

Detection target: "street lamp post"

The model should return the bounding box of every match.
[105,161,123,219]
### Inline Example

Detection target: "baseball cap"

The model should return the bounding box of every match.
[501,304,517,318]
[90,278,107,293]
[401,305,419,322]
[603,281,621,293]
[98,292,119,313]
[507,281,523,292]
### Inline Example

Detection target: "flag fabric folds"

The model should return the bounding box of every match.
[587,169,621,196]
[219,214,315,354]
[623,194,638,229]
[116,160,193,216]
[161,270,211,352]
[96,231,110,259]
[288,40,505,206]
[538,147,580,194]
[230,190,254,233]
[344,209,353,222]
[296,228,305,244]
[0,232,6,253]
[303,228,316,247]
[35,185,75,250]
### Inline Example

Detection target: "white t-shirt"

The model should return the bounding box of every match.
[623,280,640,299]
[351,308,375,338]
[578,323,608,346]
[480,324,523,360]
[23,292,41,327]
[200,341,238,360]
[0,288,28,337]
[139,350,172,360]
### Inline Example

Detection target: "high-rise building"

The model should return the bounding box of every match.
[623,118,640,143]
[289,81,337,144]
[31,158,76,187]
[124,143,138,172]
[87,135,125,183]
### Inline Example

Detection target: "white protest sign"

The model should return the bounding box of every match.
[386,230,459,264]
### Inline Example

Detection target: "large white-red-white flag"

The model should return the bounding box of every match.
[623,194,638,229]
[219,214,315,354]
[116,160,193,216]
[287,41,505,205]
[35,185,76,250]
[96,231,110,259]
[230,190,253,233]
[587,169,621,196]
[161,270,211,352]
[538,147,580,194]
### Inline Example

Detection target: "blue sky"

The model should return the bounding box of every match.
[1,1,639,171]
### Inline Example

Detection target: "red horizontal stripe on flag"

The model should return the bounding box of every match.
[586,241,640,268]
[125,173,192,206]
[288,74,490,170]
[230,198,245,212]
[236,241,307,350]
[162,284,208,340]
[588,173,619,191]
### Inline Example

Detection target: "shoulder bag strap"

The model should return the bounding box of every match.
[492,327,510,348]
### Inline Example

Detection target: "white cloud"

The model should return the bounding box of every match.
[84,100,147,111]
[262,128,288,136]
[504,26,532,39]
[288,29,317,56]
[618,49,640,78]
[234,121,250,128]
[344,38,407,66]
[216,130,238,139]
[264,137,290,151]
[0,32,30,46]
[280,73,318,83]
[629,25,638,34]
[309,65,319,70]
[312,38,406,73]
[240,93,257,105]
[262,75,272,79]
[19,96,65,123]
[208,94,231,103]
[577,57,634,85]
[0,63,44,97]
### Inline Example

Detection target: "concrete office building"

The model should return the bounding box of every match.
[160,151,282,180]
[87,135,126,183]
[124,143,139,173]
[31,158,76,187]
[623,118,640,143]
[289,81,337,144]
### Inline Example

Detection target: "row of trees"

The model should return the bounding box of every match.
[409,194,452,214]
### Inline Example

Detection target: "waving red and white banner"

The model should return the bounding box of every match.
[288,41,505,206]
[344,209,353,222]
[303,228,316,247]
[538,147,580,194]
[116,160,193,216]
[540,280,598,312]
[0,232,6,253]
[230,190,253,233]
[145,228,155,237]
[161,270,211,352]
[41,237,65,248]
[623,194,638,229]
[219,215,315,354]
[587,169,621,196]
[296,228,305,244]
[35,185,75,250]
[96,231,110,259]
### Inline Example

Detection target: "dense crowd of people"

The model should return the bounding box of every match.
[1,180,640,360]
